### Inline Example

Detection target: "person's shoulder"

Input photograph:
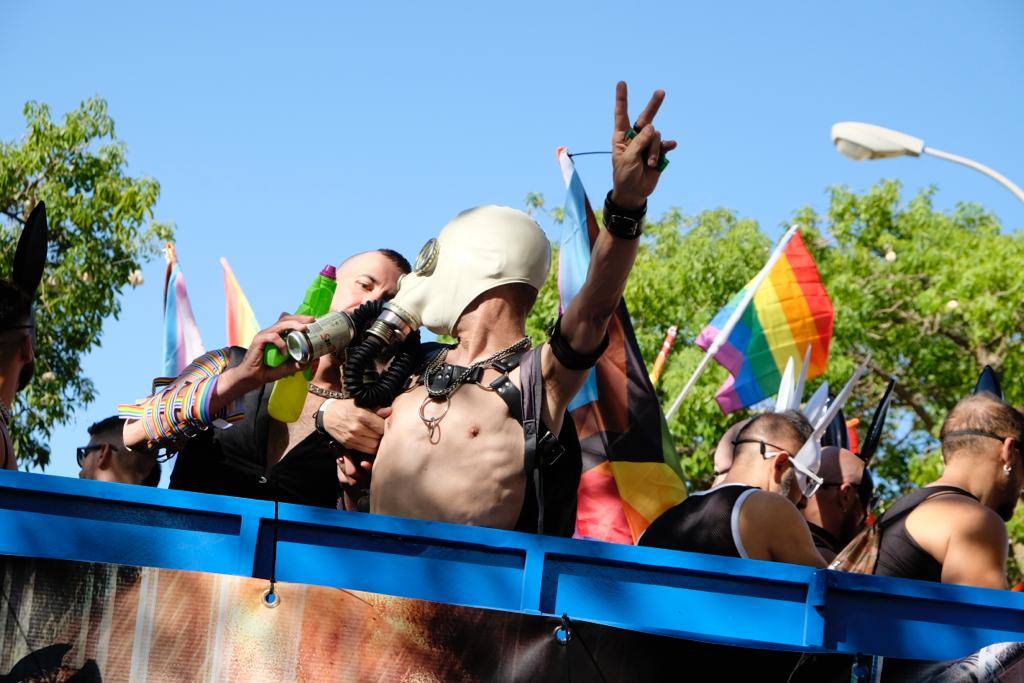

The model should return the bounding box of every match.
[742,489,806,526]
[743,488,794,511]
[918,492,1007,541]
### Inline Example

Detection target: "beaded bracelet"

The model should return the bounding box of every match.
[118,348,245,449]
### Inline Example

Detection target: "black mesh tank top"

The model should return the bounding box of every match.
[638,484,759,558]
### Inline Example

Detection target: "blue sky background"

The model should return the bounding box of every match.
[2,1,1022,481]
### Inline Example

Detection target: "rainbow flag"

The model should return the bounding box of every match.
[695,229,834,414]
[557,148,686,544]
[220,257,261,348]
[162,243,205,377]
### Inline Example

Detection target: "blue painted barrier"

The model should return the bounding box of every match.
[0,469,1021,660]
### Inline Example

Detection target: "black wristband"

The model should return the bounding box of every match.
[547,314,610,371]
[603,190,646,240]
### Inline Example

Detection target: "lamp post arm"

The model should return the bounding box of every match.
[923,146,1024,205]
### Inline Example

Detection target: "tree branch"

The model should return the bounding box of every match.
[862,356,936,432]
[0,208,26,225]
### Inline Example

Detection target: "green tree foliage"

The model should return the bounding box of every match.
[0,99,172,468]
[526,181,1024,576]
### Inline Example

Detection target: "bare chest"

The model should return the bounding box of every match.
[372,370,527,528]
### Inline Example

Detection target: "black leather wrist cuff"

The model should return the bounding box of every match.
[604,190,647,219]
[548,314,610,371]
[603,190,646,239]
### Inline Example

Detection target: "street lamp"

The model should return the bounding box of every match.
[831,122,1024,204]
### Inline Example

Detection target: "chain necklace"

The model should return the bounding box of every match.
[418,337,531,442]
[308,383,349,400]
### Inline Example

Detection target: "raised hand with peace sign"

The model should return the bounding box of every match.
[610,81,678,210]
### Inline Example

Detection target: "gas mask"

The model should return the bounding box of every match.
[384,205,550,339]
[342,205,551,408]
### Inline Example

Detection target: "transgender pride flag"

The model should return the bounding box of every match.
[162,243,205,377]
[695,228,834,414]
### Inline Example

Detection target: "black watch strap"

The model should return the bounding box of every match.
[603,190,646,239]
[315,398,336,438]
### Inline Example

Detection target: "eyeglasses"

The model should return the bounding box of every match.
[733,438,824,498]
[789,456,825,499]
[76,444,103,467]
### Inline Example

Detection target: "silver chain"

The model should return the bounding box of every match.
[423,337,531,400]
[307,383,349,400]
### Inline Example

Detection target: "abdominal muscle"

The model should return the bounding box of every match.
[371,369,527,529]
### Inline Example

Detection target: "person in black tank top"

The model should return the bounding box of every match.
[873,391,1024,588]
[875,486,977,582]
[639,484,759,558]
[640,412,826,567]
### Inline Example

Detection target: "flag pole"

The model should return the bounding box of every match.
[664,224,801,420]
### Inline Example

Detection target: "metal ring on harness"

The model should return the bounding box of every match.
[418,394,452,423]
[419,394,451,444]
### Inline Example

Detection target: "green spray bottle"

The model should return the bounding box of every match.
[266,264,337,422]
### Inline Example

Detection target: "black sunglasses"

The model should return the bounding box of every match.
[818,479,876,510]
[76,444,104,467]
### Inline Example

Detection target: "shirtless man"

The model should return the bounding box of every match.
[366,82,677,533]
[875,392,1024,589]
[123,249,408,508]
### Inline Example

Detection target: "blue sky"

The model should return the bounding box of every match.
[2,1,1022,481]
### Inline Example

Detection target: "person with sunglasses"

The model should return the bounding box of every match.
[640,411,827,567]
[875,392,1024,589]
[801,446,873,562]
[79,416,159,486]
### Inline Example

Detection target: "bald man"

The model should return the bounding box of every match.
[802,446,872,562]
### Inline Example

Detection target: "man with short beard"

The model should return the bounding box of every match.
[875,393,1024,588]
[640,411,827,567]
[124,249,409,508]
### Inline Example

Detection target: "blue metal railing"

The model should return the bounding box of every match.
[0,469,1021,660]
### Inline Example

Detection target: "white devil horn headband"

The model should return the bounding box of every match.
[774,357,796,412]
[773,346,814,413]
[791,359,869,475]
[802,380,830,424]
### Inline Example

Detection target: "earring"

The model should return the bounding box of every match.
[1005,464,1014,475]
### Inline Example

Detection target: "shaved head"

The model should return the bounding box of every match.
[733,411,813,462]
[819,446,867,486]
[941,393,1024,463]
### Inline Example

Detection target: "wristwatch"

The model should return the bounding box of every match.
[603,190,647,239]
